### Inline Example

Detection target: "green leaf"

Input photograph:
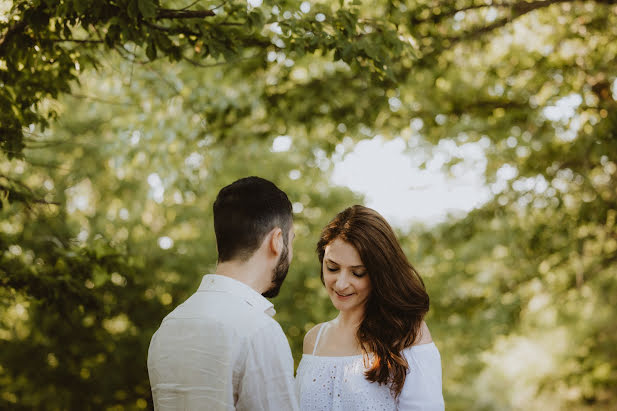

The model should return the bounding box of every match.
[138,0,157,19]
[127,0,139,20]
[73,0,90,15]
[247,10,265,31]
[146,39,157,60]
[105,24,120,47]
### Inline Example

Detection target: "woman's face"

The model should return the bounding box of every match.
[322,238,372,313]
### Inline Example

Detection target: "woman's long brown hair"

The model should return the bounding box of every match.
[316,205,430,397]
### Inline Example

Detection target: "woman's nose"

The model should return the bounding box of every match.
[335,272,350,289]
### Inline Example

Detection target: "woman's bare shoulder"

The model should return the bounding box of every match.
[303,323,326,355]
[413,321,433,345]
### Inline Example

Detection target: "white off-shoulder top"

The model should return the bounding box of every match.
[296,324,445,411]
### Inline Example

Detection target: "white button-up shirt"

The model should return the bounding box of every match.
[148,274,299,411]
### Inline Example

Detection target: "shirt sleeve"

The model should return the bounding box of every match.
[397,344,445,411]
[235,320,300,411]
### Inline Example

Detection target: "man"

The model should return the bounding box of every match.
[147,176,299,410]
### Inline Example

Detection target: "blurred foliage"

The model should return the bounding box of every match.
[2,0,617,410]
[0,0,405,159]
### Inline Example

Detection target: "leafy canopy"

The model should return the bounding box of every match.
[1,0,617,410]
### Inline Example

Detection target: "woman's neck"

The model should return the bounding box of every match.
[334,308,364,330]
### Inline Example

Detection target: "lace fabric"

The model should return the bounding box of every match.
[295,343,444,411]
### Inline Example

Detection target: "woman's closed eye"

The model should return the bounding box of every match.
[326,264,366,278]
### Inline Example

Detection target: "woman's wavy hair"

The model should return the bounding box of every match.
[316,205,430,397]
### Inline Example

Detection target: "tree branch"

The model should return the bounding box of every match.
[416,0,617,64]
[0,175,60,207]
[67,93,135,106]
[156,8,216,19]
[143,20,200,35]
[47,38,105,44]
[410,2,513,25]
[415,0,617,45]
[181,53,262,68]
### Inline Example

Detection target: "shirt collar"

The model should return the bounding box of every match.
[198,274,276,317]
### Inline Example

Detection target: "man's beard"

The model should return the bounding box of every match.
[262,242,290,298]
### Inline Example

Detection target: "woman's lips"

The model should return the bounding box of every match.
[334,290,354,299]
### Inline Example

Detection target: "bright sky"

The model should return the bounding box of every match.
[330,136,492,229]
[270,133,493,229]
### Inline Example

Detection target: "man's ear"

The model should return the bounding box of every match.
[268,227,284,256]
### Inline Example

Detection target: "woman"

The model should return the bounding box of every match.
[296,205,444,410]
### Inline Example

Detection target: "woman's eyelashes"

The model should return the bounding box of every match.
[326,265,338,272]
[325,264,366,278]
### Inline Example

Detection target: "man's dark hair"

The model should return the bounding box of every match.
[213,176,293,262]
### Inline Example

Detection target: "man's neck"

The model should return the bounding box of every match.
[215,259,268,294]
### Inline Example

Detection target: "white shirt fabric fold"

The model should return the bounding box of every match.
[148,274,299,411]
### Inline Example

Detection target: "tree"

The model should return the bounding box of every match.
[2,0,617,409]
[1,51,361,409]
[0,0,404,162]
[384,1,617,409]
